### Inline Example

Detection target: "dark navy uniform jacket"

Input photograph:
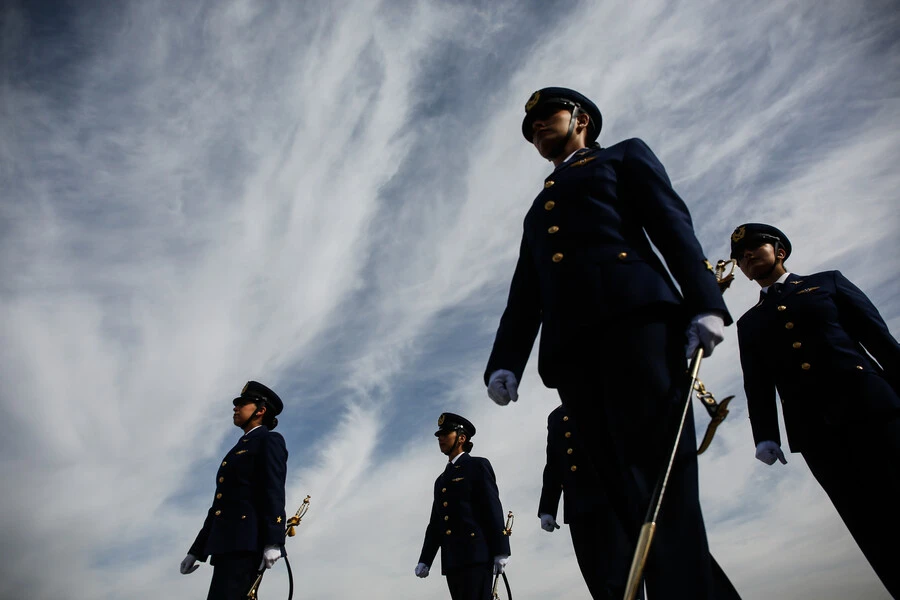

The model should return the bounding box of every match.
[738,271,900,452]
[485,138,730,388]
[189,426,288,560]
[418,453,511,574]
[538,405,600,523]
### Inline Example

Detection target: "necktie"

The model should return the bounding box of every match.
[759,282,784,303]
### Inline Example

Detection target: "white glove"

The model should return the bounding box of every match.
[539,514,560,532]
[180,554,199,575]
[755,441,787,465]
[488,370,519,406]
[415,562,430,578]
[258,545,282,570]
[685,313,726,358]
[493,554,510,575]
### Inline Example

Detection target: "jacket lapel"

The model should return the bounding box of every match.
[776,273,807,302]
[546,147,597,180]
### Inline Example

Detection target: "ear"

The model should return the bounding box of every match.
[255,404,267,417]
[776,248,787,261]
[576,112,590,132]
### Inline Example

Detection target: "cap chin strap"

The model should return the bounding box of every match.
[448,427,466,455]
[548,107,581,161]
[749,241,784,281]
[239,401,265,430]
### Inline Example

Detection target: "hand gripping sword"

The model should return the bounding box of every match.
[247,495,311,600]
[622,259,736,600]
[492,511,514,600]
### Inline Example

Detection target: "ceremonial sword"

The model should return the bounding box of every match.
[623,259,736,600]
[492,511,514,600]
[247,495,311,600]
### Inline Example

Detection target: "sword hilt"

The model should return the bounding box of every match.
[492,511,514,599]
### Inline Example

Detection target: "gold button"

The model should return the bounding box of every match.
[777,305,786,312]
[552,253,564,262]
[441,488,446,493]
[470,532,475,537]
[562,415,568,421]
[548,225,559,234]
[544,180,555,189]
[214,510,221,516]
[218,477,224,483]
[785,322,794,329]
[445,529,452,535]
[544,200,555,210]
[617,252,628,261]
[792,342,802,349]
[801,363,811,370]
[443,501,448,507]
[444,516,449,521]
[856,365,864,370]
[221,461,227,466]
[567,448,573,455]
[564,432,571,438]
[241,515,246,519]
[570,465,578,472]
[216,493,222,499]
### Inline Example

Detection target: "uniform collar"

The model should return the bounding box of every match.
[761,272,791,294]
[449,451,468,465]
[550,146,596,175]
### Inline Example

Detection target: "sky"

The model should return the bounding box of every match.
[1,0,899,598]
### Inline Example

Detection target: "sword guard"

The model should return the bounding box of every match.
[697,396,733,455]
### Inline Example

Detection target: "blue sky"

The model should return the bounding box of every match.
[2,1,899,598]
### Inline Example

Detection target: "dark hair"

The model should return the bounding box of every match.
[256,400,279,430]
[459,429,473,453]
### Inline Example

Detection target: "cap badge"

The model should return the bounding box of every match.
[731,226,746,243]
[437,414,445,426]
[241,382,249,394]
[525,91,540,112]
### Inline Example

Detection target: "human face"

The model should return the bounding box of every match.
[530,106,578,160]
[232,400,261,428]
[437,430,465,457]
[737,241,785,282]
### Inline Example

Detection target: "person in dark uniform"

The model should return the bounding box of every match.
[538,404,634,599]
[415,413,511,600]
[731,223,900,597]
[180,381,289,600]
[484,87,739,599]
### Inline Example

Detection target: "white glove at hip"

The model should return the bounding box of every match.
[755,441,787,465]
[493,555,510,575]
[180,554,199,575]
[539,514,560,532]
[488,370,519,406]
[258,545,282,570]
[414,562,430,578]
[685,313,726,358]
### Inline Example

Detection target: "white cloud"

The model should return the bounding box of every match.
[1,0,897,598]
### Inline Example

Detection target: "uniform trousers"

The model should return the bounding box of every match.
[207,551,260,600]
[445,563,494,600]
[557,314,738,600]
[568,510,633,599]
[800,375,900,598]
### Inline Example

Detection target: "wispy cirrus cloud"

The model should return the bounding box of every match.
[1,0,897,598]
